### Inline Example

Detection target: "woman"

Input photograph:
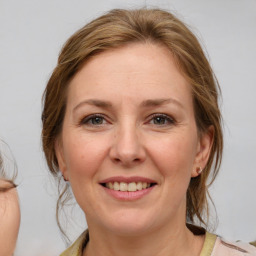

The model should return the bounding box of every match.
[0,140,20,256]
[42,8,256,256]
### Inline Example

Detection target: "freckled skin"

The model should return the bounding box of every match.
[55,43,212,256]
[0,180,20,256]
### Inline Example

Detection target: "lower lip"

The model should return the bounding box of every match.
[102,186,155,201]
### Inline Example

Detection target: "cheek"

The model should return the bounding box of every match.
[147,132,198,178]
[62,134,108,212]
[63,132,109,180]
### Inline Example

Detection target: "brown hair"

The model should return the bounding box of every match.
[42,8,223,237]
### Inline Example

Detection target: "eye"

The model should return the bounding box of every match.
[148,114,175,126]
[80,114,107,126]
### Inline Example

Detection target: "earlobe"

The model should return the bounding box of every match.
[54,139,68,181]
[191,126,214,178]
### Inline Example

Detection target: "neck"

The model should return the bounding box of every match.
[83,223,204,256]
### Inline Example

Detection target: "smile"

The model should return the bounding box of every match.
[99,176,157,200]
[104,182,153,192]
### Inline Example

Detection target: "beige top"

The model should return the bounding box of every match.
[60,230,256,256]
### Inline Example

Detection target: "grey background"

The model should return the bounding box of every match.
[0,0,255,255]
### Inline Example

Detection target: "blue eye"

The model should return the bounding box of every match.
[150,114,174,126]
[81,115,106,126]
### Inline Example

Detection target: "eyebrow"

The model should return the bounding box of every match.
[140,98,184,108]
[73,99,112,112]
[73,98,183,112]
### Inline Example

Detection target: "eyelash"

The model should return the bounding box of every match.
[147,113,175,126]
[79,113,175,127]
[80,114,107,126]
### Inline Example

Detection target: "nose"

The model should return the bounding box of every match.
[109,124,146,167]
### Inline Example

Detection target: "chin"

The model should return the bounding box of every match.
[100,211,157,237]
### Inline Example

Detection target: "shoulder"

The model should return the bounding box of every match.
[200,231,256,256]
[60,231,89,256]
[212,236,256,256]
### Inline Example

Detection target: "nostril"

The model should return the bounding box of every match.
[112,157,141,165]
[114,158,121,163]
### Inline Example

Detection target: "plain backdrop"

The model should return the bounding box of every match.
[0,0,256,255]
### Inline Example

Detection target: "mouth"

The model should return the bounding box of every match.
[99,177,157,201]
[101,181,156,192]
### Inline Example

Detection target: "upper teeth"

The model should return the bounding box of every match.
[106,182,150,192]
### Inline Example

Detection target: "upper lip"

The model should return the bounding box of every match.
[99,176,157,184]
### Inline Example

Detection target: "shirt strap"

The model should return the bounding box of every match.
[200,232,217,256]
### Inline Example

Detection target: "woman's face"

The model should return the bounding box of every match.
[0,180,20,255]
[56,43,212,235]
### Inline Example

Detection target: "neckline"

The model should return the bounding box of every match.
[61,229,217,256]
[199,232,217,256]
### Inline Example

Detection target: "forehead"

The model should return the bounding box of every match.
[67,43,192,106]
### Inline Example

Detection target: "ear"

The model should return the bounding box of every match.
[191,126,214,178]
[55,138,69,181]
